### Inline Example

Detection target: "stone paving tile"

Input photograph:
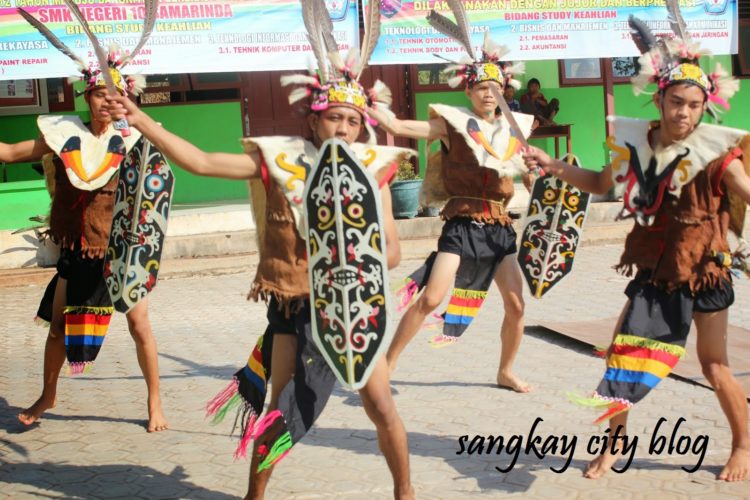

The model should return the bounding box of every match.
[2,244,750,498]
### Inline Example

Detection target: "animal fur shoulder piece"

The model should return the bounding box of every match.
[429,104,533,177]
[608,116,747,225]
[38,115,141,191]
[242,136,414,239]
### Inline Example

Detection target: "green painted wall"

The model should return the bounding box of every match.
[0,98,244,230]
[0,180,52,230]
[142,102,246,204]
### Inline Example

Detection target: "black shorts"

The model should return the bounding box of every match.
[624,274,734,314]
[266,296,312,337]
[437,217,517,261]
[37,247,109,323]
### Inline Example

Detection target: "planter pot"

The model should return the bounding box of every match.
[420,206,440,217]
[390,179,422,219]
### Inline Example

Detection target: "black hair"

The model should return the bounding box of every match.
[527,78,540,87]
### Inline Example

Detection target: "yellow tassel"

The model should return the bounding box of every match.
[613,334,686,358]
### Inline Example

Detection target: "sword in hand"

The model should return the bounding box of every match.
[488,84,544,175]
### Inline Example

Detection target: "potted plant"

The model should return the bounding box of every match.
[390,159,422,219]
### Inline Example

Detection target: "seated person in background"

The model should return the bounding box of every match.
[503,85,521,112]
[520,78,560,128]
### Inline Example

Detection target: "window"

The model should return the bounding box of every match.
[0,79,47,116]
[46,78,75,112]
[139,73,240,106]
[410,64,452,91]
[558,57,637,87]
[0,79,39,107]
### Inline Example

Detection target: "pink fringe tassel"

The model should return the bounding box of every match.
[233,413,258,460]
[205,379,239,417]
[67,362,92,376]
[233,409,282,461]
[396,280,419,312]
[251,409,282,439]
[423,312,444,330]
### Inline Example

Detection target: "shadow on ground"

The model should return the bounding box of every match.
[0,396,144,435]
[0,462,235,499]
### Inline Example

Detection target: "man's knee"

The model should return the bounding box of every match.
[49,314,65,338]
[504,294,525,319]
[700,360,731,389]
[366,398,399,429]
[49,323,65,342]
[416,292,442,314]
[127,316,153,343]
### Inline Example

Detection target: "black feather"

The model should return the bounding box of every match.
[628,15,657,54]
[17,8,87,70]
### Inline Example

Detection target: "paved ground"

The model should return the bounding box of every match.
[2,244,750,499]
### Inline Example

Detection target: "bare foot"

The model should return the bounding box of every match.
[395,484,415,500]
[147,398,169,432]
[496,372,532,393]
[17,396,56,426]
[718,446,750,482]
[584,452,619,479]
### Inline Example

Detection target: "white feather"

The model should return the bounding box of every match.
[280,74,318,87]
[128,74,146,95]
[371,80,392,106]
[505,61,525,77]
[344,47,359,72]
[482,32,510,60]
[448,75,464,88]
[287,87,310,105]
[328,50,344,72]
[712,62,740,103]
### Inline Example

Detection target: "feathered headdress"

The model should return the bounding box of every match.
[629,0,738,120]
[17,0,157,95]
[425,1,523,90]
[280,0,393,143]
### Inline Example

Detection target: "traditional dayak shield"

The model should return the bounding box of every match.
[517,154,590,298]
[105,135,174,313]
[304,139,390,390]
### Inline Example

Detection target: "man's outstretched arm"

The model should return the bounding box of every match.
[105,95,260,180]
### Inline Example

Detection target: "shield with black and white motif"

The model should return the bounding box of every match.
[304,139,390,390]
[105,136,174,313]
[517,154,590,299]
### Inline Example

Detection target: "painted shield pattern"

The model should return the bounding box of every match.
[105,136,174,313]
[517,155,590,299]
[304,139,390,390]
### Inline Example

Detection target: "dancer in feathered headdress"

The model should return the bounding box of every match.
[370,1,535,393]
[17,1,154,98]
[279,0,395,144]
[6,0,170,433]
[628,7,739,122]
[523,1,750,480]
[104,0,415,496]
